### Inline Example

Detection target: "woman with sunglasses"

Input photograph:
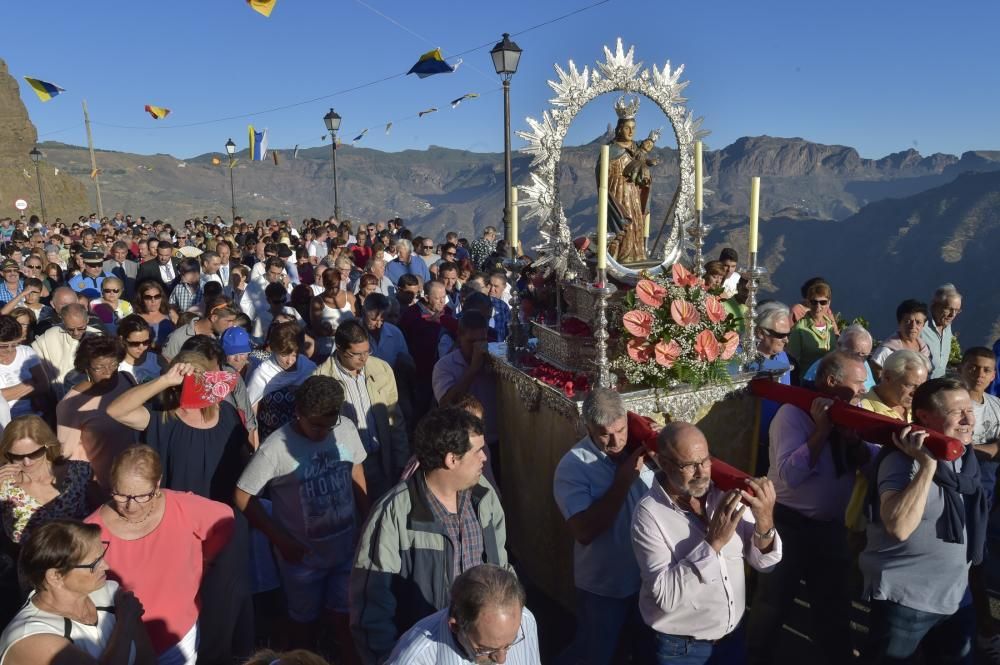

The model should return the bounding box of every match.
[0,416,93,546]
[133,280,174,351]
[85,445,234,665]
[96,276,133,320]
[116,315,166,385]
[0,519,154,665]
[786,280,840,380]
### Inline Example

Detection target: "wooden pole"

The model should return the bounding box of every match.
[82,99,104,219]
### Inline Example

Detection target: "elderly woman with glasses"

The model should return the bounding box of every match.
[85,445,234,665]
[95,276,132,320]
[0,519,154,665]
[133,280,174,351]
[0,416,93,546]
[58,336,138,491]
[786,280,839,381]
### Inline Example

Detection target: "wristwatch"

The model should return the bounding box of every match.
[753,526,776,540]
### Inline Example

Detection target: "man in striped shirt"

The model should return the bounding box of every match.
[386,564,540,664]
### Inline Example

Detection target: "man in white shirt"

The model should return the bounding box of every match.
[631,422,781,663]
[199,251,224,287]
[386,564,541,665]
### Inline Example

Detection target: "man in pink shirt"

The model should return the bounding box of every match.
[632,422,781,664]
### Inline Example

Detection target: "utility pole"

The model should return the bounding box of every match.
[82,99,104,219]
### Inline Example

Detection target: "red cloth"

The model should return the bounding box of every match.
[749,379,963,462]
[625,411,753,494]
[350,244,372,270]
[86,490,234,654]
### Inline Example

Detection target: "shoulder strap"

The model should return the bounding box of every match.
[63,617,73,643]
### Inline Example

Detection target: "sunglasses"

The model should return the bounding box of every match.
[24,264,42,270]
[102,288,120,294]
[125,338,151,348]
[761,327,790,340]
[6,447,47,463]
[809,299,830,306]
[142,293,162,300]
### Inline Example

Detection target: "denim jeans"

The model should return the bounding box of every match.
[653,624,746,665]
[863,599,975,664]
[555,589,650,665]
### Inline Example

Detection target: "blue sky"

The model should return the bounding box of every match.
[3,0,998,159]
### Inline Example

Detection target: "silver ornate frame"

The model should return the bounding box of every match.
[518,38,708,282]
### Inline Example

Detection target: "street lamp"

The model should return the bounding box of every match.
[323,108,342,220]
[225,138,237,223]
[29,147,46,224]
[491,32,522,260]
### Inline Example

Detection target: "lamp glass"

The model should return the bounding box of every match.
[324,108,341,132]
[225,139,236,156]
[490,33,522,75]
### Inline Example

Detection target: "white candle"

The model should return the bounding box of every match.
[510,187,518,256]
[749,176,760,254]
[597,145,609,272]
[694,141,703,211]
[643,211,650,238]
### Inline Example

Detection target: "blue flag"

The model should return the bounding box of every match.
[407,48,460,78]
[248,125,268,161]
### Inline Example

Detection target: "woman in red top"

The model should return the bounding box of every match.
[86,445,234,665]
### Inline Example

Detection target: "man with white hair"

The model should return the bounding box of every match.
[859,349,930,421]
[922,283,962,379]
[386,238,431,286]
[632,421,781,662]
[801,322,876,390]
[750,301,793,379]
[553,388,655,665]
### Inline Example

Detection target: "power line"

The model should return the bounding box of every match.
[89,0,612,132]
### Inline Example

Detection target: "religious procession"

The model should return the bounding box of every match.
[1,2,999,665]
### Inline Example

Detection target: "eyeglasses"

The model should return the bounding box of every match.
[6,446,47,463]
[102,288,120,294]
[89,363,117,375]
[342,348,371,360]
[761,327,790,340]
[111,489,157,505]
[847,350,872,361]
[941,307,962,315]
[0,343,18,351]
[422,245,434,250]
[666,456,711,473]
[64,325,88,334]
[72,541,110,573]
[125,338,151,348]
[142,293,162,301]
[464,625,526,660]
[445,252,457,258]
[24,264,42,270]
[809,299,830,306]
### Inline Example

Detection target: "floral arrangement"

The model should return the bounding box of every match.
[523,356,591,397]
[612,263,742,389]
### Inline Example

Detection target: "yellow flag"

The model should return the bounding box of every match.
[212,157,221,165]
[246,0,276,17]
[90,168,102,179]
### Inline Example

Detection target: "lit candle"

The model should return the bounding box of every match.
[596,145,609,272]
[694,141,703,211]
[749,176,760,254]
[643,211,650,238]
[510,187,518,256]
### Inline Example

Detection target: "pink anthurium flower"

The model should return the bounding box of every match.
[635,279,667,308]
[670,300,700,327]
[654,339,682,368]
[694,329,720,362]
[622,310,653,339]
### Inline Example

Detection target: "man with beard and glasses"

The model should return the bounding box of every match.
[632,422,780,665]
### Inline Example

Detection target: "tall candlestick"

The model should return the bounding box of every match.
[596,145,609,278]
[643,211,650,238]
[694,141,704,211]
[748,176,760,254]
[510,187,518,256]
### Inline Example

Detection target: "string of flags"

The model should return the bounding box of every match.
[352,128,369,143]
[450,92,479,108]
[418,108,438,118]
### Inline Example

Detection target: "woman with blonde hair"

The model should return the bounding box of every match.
[85,446,235,665]
[0,416,94,544]
[787,280,840,376]
[0,519,154,664]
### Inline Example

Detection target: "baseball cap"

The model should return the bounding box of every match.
[0,259,18,271]
[221,326,252,355]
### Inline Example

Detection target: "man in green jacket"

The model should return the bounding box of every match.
[350,407,511,665]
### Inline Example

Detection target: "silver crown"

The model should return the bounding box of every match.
[646,128,662,144]
[614,95,640,120]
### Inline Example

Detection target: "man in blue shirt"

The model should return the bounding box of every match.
[68,251,110,300]
[553,388,655,665]
[921,283,962,379]
[386,238,430,286]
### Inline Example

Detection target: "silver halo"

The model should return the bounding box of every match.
[517,38,710,283]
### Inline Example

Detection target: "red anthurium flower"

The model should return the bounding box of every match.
[670,300,700,327]
[627,339,655,363]
[720,330,740,360]
[622,310,653,339]
[671,263,700,287]
[704,295,727,323]
[654,339,682,368]
[694,329,720,362]
[635,279,667,308]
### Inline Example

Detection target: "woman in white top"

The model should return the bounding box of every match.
[310,267,355,339]
[0,316,47,419]
[245,322,317,442]
[116,316,166,385]
[0,519,154,665]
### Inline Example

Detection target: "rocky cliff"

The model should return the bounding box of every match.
[0,59,88,221]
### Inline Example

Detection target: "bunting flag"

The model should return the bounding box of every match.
[385,122,392,135]
[248,125,268,161]
[352,128,368,142]
[23,77,65,102]
[450,92,479,108]
[90,168,102,179]
[418,108,438,118]
[272,151,280,165]
[292,145,300,159]
[54,168,59,176]
[211,157,221,165]
[246,0,276,17]
[144,104,170,119]
[407,48,460,78]
[22,169,31,179]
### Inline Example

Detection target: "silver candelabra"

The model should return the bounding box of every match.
[505,257,523,364]
[741,251,769,371]
[687,210,711,277]
[588,269,616,389]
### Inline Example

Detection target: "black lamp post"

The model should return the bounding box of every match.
[29,147,46,224]
[323,108,342,220]
[225,138,237,223]
[491,33,522,260]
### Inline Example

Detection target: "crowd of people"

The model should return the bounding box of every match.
[0,210,995,665]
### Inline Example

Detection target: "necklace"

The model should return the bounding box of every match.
[116,496,159,525]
